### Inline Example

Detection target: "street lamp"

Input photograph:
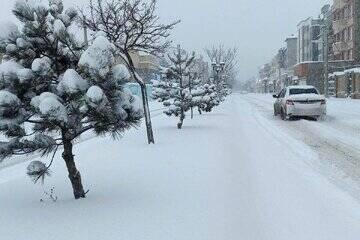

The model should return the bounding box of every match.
[220,61,225,70]
[211,59,226,100]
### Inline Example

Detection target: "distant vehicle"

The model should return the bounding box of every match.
[273,85,326,120]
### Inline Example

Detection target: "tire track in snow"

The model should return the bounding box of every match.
[242,94,360,201]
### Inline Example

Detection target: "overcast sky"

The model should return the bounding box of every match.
[0,0,330,81]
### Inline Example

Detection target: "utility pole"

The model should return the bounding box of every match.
[322,5,330,98]
[324,27,329,97]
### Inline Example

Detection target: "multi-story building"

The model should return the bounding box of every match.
[294,8,333,93]
[285,35,298,68]
[283,35,298,86]
[331,0,359,62]
[297,17,324,63]
[130,52,160,81]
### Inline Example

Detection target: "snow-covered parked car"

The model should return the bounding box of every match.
[273,86,326,120]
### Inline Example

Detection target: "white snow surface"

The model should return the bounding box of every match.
[1,94,360,239]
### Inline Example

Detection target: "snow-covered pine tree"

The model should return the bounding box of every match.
[0,0,143,199]
[82,0,180,144]
[191,83,220,114]
[152,46,195,129]
[188,59,219,116]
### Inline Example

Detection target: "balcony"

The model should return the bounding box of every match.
[333,41,351,54]
[333,18,354,33]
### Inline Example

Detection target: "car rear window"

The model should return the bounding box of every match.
[289,88,318,95]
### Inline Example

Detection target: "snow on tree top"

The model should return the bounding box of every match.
[38,96,68,123]
[0,61,23,82]
[32,57,52,76]
[16,38,31,49]
[53,19,66,36]
[0,21,19,41]
[30,92,60,109]
[0,90,21,106]
[78,36,115,78]
[15,0,48,11]
[57,69,89,95]
[86,86,104,103]
[113,64,131,81]
[17,68,34,83]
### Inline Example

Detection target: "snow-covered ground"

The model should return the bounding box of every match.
[1,94,360,240]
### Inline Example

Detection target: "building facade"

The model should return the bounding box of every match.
[285,35,298,68]
[331,0,360,62]
[297,17,324,63]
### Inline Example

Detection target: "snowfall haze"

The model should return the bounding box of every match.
[0,0,331,82]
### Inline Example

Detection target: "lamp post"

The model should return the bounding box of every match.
[212,60,225,100]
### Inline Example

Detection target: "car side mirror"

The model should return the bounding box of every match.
[273,94,278,98]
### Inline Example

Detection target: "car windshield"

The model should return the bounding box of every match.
[289,88,318,95]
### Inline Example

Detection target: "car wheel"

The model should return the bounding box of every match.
[274,106,278,116]
[280,108,286,120]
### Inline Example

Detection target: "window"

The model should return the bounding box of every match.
[279,89,286,98]
[289,88,319,95]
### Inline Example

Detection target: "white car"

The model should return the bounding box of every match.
[273,86,326,120]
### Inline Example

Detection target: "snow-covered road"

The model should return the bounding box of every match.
[221,94,360,239]
[1,94,360,240]
[243,94,360,200]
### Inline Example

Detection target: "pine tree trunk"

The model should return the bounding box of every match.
[198,108,202,115]
[178,112,185,129]
[62,134,86,199]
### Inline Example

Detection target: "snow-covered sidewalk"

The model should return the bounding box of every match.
[1,94,360,240]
